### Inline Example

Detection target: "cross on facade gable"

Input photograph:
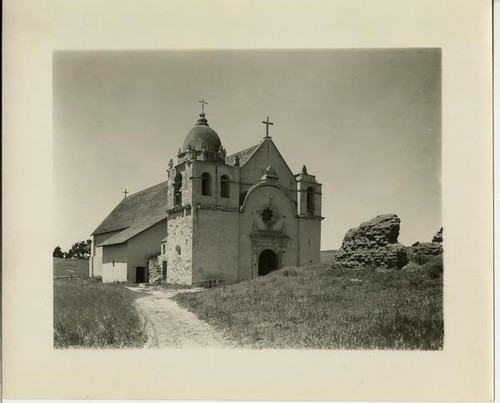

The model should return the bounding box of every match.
[198,99,208,113]
[123,189,129,198]
[262,116,274,138]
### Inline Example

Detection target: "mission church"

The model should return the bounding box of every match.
[89,102,323,285]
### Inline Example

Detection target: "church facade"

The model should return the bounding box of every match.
[89,110,323,285]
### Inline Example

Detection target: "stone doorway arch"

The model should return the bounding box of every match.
[258,249,278,276]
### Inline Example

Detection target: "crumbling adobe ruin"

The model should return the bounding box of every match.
[334,214,443,270]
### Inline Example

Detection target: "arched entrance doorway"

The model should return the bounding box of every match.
[258,249,277,276]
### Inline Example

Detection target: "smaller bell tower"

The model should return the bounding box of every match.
[296,165,322,218]
[295,165,322,265]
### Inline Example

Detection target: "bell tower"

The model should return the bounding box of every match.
[165,106,240,286]
[296,164,322,218]
[295,164,322,265]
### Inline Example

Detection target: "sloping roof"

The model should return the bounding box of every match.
[92,181,168,244]
[226,142,261,166]
[98,215,167,247]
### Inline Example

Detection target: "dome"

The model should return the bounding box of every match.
[182,113,221,152]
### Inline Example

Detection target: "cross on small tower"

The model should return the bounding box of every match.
[262,116,274,138]
[198,99,208,113]
[122,189,129,198]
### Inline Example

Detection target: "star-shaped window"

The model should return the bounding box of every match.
[262,207,273,224]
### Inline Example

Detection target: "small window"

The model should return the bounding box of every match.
[221,175,230,198]
[307,186,314,214]
[162,244,166,255]
[174,173,182,206]
[201,172,211,196]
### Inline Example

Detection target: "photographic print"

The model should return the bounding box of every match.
[53,49,443,350]
[4,1,493,401]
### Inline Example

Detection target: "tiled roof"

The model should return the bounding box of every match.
[226,142,261,166]
[92,181,168,244]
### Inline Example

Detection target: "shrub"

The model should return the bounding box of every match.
[85,276,102,284]
[425,256,444,279]
[432,227,443,243]
[395,250,409,269]
[412,253,433,266]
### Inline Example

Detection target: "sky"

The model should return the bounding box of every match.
[53,49,441,251]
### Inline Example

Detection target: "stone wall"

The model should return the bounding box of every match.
[166,210,194,285]
[334,214,408,269]
[407,242,443,262]
[148,258,162,284]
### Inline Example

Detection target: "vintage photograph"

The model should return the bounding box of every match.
[53,49,442,350]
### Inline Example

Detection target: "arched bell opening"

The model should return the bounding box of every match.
[306,186,314,215]
[201,172,211,196]
[174,172,183,206]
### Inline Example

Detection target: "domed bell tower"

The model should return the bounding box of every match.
[165,108,240,286]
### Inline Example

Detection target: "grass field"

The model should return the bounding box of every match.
[53,257,89,278]
[174,262,443,350]
[320,249,338,263]
[53,258,147,348]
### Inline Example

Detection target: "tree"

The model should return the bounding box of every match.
[66,239,92,259]
[53,246,64,258]
[432,227,443,243]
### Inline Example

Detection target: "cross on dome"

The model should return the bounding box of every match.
[198,99,208,113]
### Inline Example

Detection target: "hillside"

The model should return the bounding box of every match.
[53,257,89,278]
[174,262,443,349]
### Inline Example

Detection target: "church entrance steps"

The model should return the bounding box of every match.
[133,288,230,348]
[200,279,226,288]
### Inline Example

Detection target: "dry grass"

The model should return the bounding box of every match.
[320,249,338,263]
[174,263,443,350]
[53,258,147,348]
[53,257,89,278]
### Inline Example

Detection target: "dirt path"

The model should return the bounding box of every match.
[130,287,229,348]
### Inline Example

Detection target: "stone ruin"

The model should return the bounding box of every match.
[334,214,409,269]
[334,214,443,270]
[407,240,443,261]
[147,258,162,284]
